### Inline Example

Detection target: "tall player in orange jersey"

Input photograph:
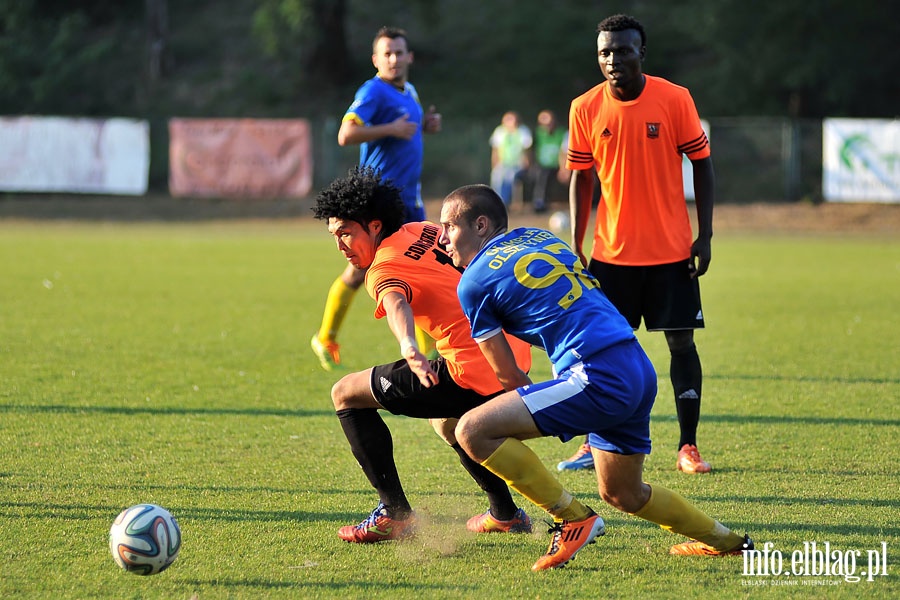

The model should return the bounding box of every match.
[313,167,534,543]
[564,14,715,475]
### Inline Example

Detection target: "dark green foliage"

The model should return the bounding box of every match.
[0,1,896,119]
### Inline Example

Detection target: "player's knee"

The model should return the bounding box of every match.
[330,375,361,411]
[665,330,695,353]
[330,378,348,410]
[430,418,458,445]
[454,413,477,452]
[598,482,649,514]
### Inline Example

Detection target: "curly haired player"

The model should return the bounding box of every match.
[313,166,533,543]
[311,26,442,372]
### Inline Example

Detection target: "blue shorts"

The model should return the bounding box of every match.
[401,187,426,222]
[403,202,426,222]
[519,339,657,455]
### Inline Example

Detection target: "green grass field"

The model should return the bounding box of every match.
[1,219,897,599]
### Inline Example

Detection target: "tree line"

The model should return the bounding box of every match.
[1,0,897,123]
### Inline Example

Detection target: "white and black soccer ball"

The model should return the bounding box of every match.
[109,504,181,576]
[548,211,570,234]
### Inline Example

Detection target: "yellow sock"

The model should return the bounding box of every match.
[415,326,436,356]
[483,438,591,522]
[317,277,357,341]
[632,484,744,550]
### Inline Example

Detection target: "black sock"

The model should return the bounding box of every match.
[336,408,412,517]
[451,443,517,521]
[670,343,702,449]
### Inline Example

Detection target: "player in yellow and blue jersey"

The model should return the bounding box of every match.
[439,184,753,571]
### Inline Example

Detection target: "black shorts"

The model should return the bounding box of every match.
[370,356,501,419]
[588,259,705,331]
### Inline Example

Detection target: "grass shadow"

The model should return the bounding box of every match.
[0,403,334,419]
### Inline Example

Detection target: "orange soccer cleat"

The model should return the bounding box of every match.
[531,510,605,571]
[466,508,533,534]
[338,504,416,543]
[669,534,754,556]
[676,444,711,474]
[311,335,342,371]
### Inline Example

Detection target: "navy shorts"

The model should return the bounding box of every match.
[370,356,500,419]
[520,339,657,455]
[589,259,704,331]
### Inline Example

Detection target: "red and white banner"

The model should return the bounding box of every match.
[0,116,149,195]
[169,118,313,198]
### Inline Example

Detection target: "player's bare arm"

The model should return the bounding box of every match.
[475,333,532,392]
[569,169,595,267]
[689,157,715,277]
[381,290,439,387]
[337,116,419,146]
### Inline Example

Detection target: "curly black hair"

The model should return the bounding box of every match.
[312,166,407,236]
[597,14,646,47]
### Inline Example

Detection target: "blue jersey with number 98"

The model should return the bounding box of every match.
[458,227,635,373]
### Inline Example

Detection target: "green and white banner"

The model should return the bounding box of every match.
[823,118,900,203]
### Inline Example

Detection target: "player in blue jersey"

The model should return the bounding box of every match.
[311,26,442,371]
[438,184,753,571]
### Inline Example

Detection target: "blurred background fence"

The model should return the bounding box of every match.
[310,116,825,204]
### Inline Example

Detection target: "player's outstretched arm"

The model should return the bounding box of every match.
[381,291,439,387]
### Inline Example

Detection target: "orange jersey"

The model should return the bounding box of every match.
[365,221,532,395]
[567,75,709,265]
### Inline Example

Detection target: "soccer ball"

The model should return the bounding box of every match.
[109,504,181,575]
[548,210,570,234]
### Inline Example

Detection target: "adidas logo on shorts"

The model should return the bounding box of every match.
[380,377,392,393]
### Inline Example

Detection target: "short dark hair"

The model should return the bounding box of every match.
[443,184,508,232]
[597,14,646,47]
[313,166,406,236]
[373,26,409,51]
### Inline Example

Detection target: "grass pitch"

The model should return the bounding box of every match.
[0,219,897,599]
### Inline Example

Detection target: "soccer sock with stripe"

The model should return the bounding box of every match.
[632,483,744,551]
[452,443,518,521]
[336,408,412,518]
[317,277,357,342]
[671,343,702,448]
[482,438,591,522]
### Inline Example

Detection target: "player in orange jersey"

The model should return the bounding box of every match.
[565,14,715,475]
[313,166,534,543]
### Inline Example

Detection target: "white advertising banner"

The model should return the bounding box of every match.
[823,118,900,203]
[0,116,149,195]
[682,119,710,200]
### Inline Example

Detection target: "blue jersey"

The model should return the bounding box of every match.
[458,227,635,374]
[343,76,425,219]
